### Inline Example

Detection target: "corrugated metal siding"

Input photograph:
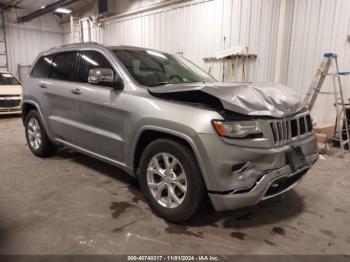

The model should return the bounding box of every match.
[101,0,281,83]
[0,11,7,70]
[62,23,71,45]
[287,0,350,124]
[4,10,64,77]
[115,0,170,14]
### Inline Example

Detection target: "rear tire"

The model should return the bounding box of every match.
[25,110,57,157]
[138,138,206,222]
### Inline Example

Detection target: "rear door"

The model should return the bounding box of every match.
[68,50,125,163]
[41,51,83,143]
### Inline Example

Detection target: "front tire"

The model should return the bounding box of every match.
[138,139,206,222]
[25,110,57,157]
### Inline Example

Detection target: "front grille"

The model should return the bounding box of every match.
[0,99,21,108]
[0,94,20,97]
[270,113,313,144]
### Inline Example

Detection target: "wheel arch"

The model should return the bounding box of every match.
[21,102,38,124]
[21,100,53,140]
[132,127,210,189]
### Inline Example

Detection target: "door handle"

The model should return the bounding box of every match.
[71,88,81,95]
[39,83,47,88]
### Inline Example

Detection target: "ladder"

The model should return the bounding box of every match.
[70,16,82,44]
[303,53,350,154]
[0,10,8,70]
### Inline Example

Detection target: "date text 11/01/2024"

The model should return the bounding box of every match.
[127,256,220,261]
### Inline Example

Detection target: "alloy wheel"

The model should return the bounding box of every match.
[146,153,188,208]
[27,117,42,150]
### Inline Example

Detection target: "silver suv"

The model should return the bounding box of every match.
[22,43,318,222]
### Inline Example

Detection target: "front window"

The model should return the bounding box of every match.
[76,51,115,83]
[0,73,20,85]
[112,49,215,87]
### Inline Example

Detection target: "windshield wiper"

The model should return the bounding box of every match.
[148,82,174,87]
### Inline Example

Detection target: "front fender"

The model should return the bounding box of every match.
[126,123,211,189]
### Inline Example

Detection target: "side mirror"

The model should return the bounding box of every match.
[88,68,123,89]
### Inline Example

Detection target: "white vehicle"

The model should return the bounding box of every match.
[0,71,22,115]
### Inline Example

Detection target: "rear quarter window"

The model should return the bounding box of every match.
[31,55,54,78]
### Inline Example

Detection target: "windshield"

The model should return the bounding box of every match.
[112,49,215,87]
[0,73,20,85]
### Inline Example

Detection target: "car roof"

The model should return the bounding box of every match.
[108,45,165,52]
[39,42,171,57]
[40,42,104,55]
[108,45,174,56]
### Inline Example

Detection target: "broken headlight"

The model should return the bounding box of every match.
[212,120,262,138]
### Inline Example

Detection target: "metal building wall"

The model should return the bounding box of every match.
[115,0,171,14]
[0,11,8,70]
[4,9,64,79]
[286,0,350,124]
[62,23,71,45]
[101,0,281,83]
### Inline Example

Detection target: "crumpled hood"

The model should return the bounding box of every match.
[149,82,303,117]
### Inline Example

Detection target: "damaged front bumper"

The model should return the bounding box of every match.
[194,131,318,211]
[208,152,318,211]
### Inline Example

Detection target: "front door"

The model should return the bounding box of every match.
[68,50,125,163]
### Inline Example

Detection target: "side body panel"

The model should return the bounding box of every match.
[23,46,128,165]
[68,82,125,162]
[43,79,82,143]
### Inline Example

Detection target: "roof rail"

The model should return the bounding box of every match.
[58,42,100,48]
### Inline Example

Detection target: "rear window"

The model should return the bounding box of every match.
[49,52,78,81]
[31,55,54,78]
[0,73,20,85]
